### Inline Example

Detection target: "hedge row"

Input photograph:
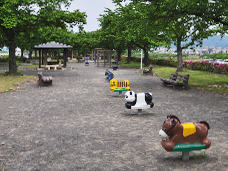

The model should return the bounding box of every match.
[123,57,177,67]
[183,60,228,75]
[123,57,228,75]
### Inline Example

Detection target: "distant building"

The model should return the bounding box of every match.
[15,47,21,56]
[203,46,208,50]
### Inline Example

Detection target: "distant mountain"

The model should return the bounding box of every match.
[202,35,228,48]
[171,35,228,49]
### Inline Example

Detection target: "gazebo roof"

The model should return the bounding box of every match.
[34,41,73,49]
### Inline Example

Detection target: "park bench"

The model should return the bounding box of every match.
[142,65,153,75]
[37,69,53,87]
[161,73,190,90]
[105,69,114,81]
[41,62,63,70]
[78,58,85,63]
[110,78,130,96]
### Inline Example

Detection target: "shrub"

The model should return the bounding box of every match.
[183,60,228,75]
[0,55,9,62]
[122,56,228,75]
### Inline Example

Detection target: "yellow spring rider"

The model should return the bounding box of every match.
[110,78,130,95]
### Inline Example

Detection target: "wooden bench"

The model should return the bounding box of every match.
[161,73,190,89]
[37,69,53,87]
[105,69,114,81]
[41,62,63,70]
[44,64,59,70]
[142,65,153,75]
[78,59,85,63]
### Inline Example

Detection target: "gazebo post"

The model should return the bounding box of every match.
[72,49,73,59]
[45,49,47,65]
[64,48,67,67]
[42,49,44,65]
[39,49,41,68]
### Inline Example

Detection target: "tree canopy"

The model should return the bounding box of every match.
[1,0,228,73]
[110,0,227,70]
[0,0,86,74]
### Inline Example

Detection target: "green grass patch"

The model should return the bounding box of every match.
[20,64,39,69]
[0,62,8,67]
[119,61,146,68]
[0,74,37,93]
[193,152,208,159]
[119,61,228,95]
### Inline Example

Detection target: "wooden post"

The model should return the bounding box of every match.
[72,49,73,59]
[109,50,112,67]
[64,48,67,67]
[41,49,43,65]
[97,49,99,67]
[39,49,41,68]
[45,49,47,65]
[91,49,94,61]
[104,50,106,67]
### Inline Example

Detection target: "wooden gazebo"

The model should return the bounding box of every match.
[33,41,73,68]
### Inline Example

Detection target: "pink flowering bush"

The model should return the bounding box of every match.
[122,57,228,74]
[0,56,8,62]
[183,60,228,75]
[213,62,228,75]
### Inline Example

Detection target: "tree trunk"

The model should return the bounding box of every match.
[143,49,149,67]
[8,39,17,75]
[176,37,183,72]
[117,50,122,61]
[127,45,131,63]
[83,49,86,57]
[29,50,32,59]
[21,48,24,62]
[35,50,37,59]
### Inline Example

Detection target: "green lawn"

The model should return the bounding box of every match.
[120,61,228,95]
[0,74,37,93]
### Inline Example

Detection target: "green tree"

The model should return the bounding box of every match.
[99,8,128,61]
[0,0,86,74]
[113,1,169,66]
[116,0,219,71]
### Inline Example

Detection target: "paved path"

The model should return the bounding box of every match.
[0,62,227,170]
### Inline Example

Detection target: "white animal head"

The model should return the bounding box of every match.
[125,91,136,102]
[159,129,169,139]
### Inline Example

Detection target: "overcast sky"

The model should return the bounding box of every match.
[69,0,117,32]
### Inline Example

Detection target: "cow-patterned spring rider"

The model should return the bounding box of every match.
[125,91,154,114]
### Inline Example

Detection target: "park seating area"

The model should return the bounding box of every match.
[41,62,64,70]
[161,72,190,89]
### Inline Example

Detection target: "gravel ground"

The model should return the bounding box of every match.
[0,62,227,171]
